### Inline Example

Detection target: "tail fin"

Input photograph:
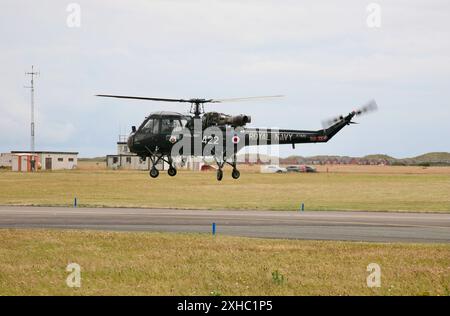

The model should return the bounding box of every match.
[321,100,378,140]
[322,112,356,140]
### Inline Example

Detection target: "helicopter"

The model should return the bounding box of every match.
[97,94,377,181]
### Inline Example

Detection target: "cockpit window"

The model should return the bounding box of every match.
[139,118,159,134]
[180,119,188,129]
[172,120,186,133]
[153,119,160,134]
[140,116,189,134]
[161,119,178,133]
[143,119,154,131]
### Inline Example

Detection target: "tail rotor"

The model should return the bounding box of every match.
[322,99,378,128]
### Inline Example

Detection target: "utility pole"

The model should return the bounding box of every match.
[25,65,39,153]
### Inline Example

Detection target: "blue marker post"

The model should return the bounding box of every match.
[212,222,216,236]
[74,197,77,208]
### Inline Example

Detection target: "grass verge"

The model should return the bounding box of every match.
[0,229,449,295]
[1,167,450,212]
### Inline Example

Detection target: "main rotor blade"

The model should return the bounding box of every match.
[96,94,192,103]
[211,95,284,103]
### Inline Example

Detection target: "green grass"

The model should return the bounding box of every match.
[1,168,450,212]
[0,229,448,296]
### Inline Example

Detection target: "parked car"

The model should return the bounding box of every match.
[286,165,301,173]
[260,165,288,173]
[304,165,317,173]
[286,165,317,173]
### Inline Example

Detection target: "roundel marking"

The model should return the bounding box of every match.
[169,136,177,144]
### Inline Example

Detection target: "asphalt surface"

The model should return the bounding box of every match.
[0,206,449,243]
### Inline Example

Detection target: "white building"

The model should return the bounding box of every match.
[106,136,201,170]
[11,153,39,172]
[10,151,78,171]
[106,138,158,170]
[106,136,218,171]
[0,153,13,168]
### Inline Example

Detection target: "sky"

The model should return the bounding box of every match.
[1,0,449,158]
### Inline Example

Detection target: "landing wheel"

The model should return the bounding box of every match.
[216,169,223,181]
[149,168,159,178]
[168,167,177,177]
[231,169,240,179]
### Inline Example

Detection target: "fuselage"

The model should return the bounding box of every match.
[128,111,354,159]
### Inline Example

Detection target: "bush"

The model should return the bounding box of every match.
[271,270,285,285]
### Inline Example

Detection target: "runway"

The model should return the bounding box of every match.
[0,206,449,243]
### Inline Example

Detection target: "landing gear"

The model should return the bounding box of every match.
[146,147,177,179]
[168,167,177,177]
[149,167,159,178]
[213,153,240,181]
[216,169,223,181]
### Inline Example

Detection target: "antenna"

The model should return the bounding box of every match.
[24,65,39,153]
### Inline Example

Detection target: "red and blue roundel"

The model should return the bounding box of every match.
[169,136,177,144]
[232,135,240,144]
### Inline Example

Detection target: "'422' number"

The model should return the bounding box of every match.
[202,135,219,145]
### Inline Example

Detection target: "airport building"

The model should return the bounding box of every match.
[10,151,78,171]
[0,153,13,168]
[106,136,157,170]
[106,136,204,170]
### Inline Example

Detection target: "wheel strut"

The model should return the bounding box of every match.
[216,169,223,181]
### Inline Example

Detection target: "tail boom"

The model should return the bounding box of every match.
[243,111,356,146]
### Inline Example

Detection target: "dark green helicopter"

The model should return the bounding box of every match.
[97,94,377,181]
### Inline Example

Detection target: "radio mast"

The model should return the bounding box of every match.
[25,65,39,153]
